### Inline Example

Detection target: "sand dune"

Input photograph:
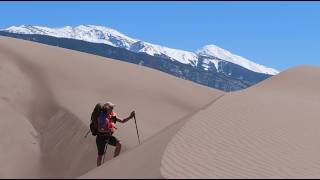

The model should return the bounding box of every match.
[0,36,223,178]
[3,35,318,179]
[161,65,320,178]
[79,94,224,179]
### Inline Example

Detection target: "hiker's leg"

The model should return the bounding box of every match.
[108,136,121,157]
[114,141,122,157]
[97,155,103,166]
[96,135,107,166]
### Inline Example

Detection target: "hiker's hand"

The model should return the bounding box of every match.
[110,127,116,134]
[130,111,135,119]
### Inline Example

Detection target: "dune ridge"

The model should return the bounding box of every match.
[0,36,223,178]
[3,35,318,179]
[161,65,320,178]
[79,94,225,178]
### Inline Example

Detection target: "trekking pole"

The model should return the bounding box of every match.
[133,114,141,145]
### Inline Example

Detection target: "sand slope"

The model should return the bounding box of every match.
[0,36,223,178]
[5,34,318,179]
[79,94,224,179]
[161,65,320,178]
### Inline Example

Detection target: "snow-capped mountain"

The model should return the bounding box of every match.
[5,25,137,49]
[129,41,198,65]
[196,45,279,75]
[0,29,273,92]
[4,25,199,66]
[3,25,279,75]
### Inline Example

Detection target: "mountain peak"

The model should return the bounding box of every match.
[196,44,230,58]
[5,24,137,48]
[197,44,279,75]
[130,41,198,65]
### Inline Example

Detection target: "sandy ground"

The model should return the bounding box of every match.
[0,36,223,178]
[3,35,319,179]
[79,94,224,179]
[161,65,320,178]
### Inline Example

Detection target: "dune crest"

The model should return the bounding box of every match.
[3,35,317,179]
[161,66,320,178]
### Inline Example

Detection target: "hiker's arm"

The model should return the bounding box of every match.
[117,117,130,123]
[117,111,135,123]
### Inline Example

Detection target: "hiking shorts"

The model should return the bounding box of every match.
[96,135,119,155]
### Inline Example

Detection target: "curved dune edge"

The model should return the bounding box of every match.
[79,94,224,179]
[0,36,224,178]
[161,65,320,178]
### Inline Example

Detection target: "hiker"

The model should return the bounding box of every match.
[96,102,135,166]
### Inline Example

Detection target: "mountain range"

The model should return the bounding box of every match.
[0,25,279,91]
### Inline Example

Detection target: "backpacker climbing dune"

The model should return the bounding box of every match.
[88,102,136,166]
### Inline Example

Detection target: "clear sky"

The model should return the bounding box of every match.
[1,1,320,71]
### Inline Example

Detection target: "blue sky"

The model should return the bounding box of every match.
[1,1,320,71]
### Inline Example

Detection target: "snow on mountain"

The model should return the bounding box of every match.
[197,44,279,75]
[3,25,279,75]
[4,25,137,49]
[4,25,198,65]
[129,41,198,65]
